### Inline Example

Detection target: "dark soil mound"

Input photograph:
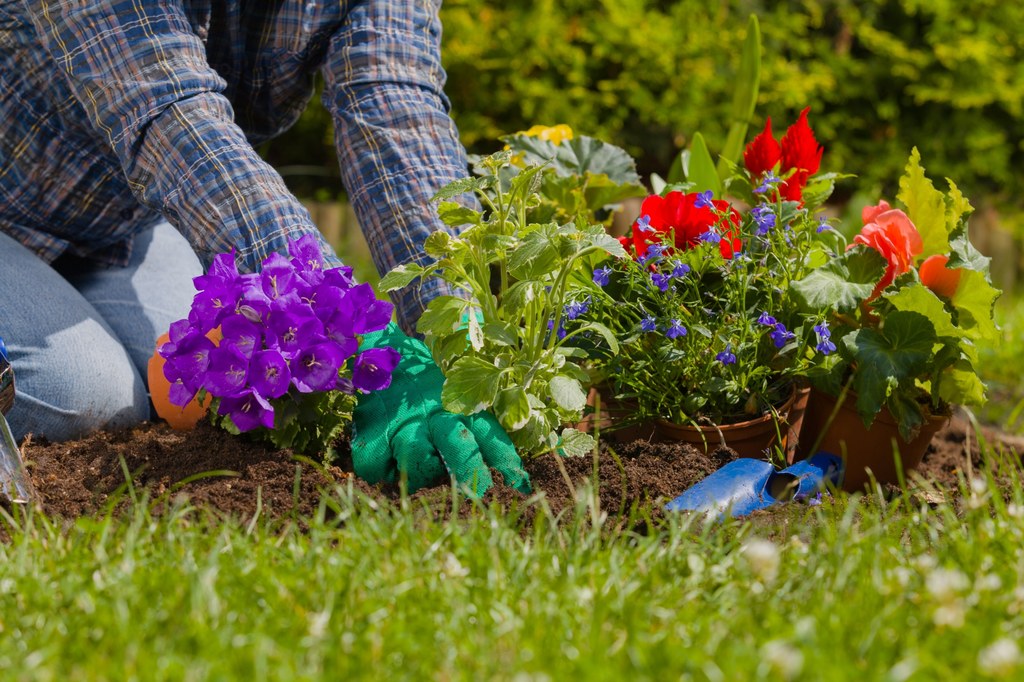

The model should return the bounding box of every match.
[14,412,1022,525]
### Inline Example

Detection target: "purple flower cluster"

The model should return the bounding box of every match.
[814,322,836,355]
[159,234,400,432]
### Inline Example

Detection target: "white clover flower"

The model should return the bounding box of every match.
[932,602,966,629]
[927,568,969,604]
[441,553,470,579]
[741,538,780,583]
[760,640,804,680]
[978,638,1021,678]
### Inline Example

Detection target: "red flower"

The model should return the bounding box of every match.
[743,107,823,205]
[850,202,923,301]
[630,191,742,260]
[779,107,823,177]
[919,254,962,299]
[742,118,781,178]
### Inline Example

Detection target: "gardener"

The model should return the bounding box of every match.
[0,1,529,496]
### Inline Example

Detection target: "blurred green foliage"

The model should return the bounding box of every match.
[263,0,1024,224]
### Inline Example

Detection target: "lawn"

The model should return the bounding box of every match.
[1,449,1023,680]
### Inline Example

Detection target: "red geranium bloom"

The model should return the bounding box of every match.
[850,201,923,301]
[743,107,823,205]
[630,191,742,260]
[742,118,781,178]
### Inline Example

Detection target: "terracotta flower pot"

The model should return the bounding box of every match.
[653,386,807,460]
[794,387,948,491]
[576,385,657,443]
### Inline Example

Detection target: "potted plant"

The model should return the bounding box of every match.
[579,110,842,460]
[792,149,1001,489]
[380,133,645,458]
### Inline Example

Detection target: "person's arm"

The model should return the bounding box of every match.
[24,0,336,271]
[323,0,472,334]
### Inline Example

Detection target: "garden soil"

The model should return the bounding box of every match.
[11,412,1021,526]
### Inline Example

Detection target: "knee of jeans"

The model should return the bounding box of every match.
[6,338,149,443]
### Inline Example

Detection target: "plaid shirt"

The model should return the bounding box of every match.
[0,0,468,331]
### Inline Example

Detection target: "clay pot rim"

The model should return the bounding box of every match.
[812,387,951,430]
[654,385,803,434]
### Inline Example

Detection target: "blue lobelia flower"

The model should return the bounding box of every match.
[670,260,691,278]
[751,205,777,235]
[593,266,612,287]
[757,312,777,327]
[694,190,714,209]
[651,272,672,292]
[636,214,654,233]
[641,316,658,333]
[769,322,796,348]
[754,171,781,195]
[666,319,688,339]
[716,343,737,365]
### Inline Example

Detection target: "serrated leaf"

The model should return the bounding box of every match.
[944,178,973,232]
[844,310,937,424]
[493,386,532,432]
[423,230,455,258]
[467,311,484,351]
[946,223,990,274]
[435,202,481,228]
[379,263,425,292]
[792,247,887,312]
[416,296,469,338]
[686,132,722,197]
[441,355,502,414]
[579,226,628,259]
[504,134,641,186]
[884,283,960,339]
[428,331,468,372]
[936,358,986,407]
[508,226,561,279]
[432,176,486,202]
[896,148,949,260]
[951,269,1001,342]
[558,428,595,458]
[503,280,541,317]
[549,374,587,412]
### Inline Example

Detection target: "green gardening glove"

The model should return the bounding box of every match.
[352,323,531,497]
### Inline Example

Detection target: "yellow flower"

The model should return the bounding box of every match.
[520,124,574,145]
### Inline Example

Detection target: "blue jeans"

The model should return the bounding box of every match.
[0,224,203,441]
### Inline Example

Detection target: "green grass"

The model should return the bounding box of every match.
[2,459,1024,681]
[976,294,1024,432]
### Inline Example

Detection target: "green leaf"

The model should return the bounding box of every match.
[951,269,1001,342]
[581,174,647,212]
[946,222,991,274]
[428,331,468,372]
[844,310,937,424]
[650,172,667,195]
[416,296,469,338]
[379,263,426,292]
[936,358,986,407]
[896,148,949,260]
[503,280,542,317]
[481,320,520,347]
[493,386,532,432]
[576,321,619,354]
[884,283,960,338]
[717,14,761,180]
[423,230,455,258]
[667,150,686,185]
[466,311,484,351]
[504,134,641,186]
[441,355,502,414]
[435,202,481,228]
[685,132,722,197]
[508,226,561,279]
[558,427,595,458]
[944,178,973,233]
[549,374,587,412]
[792,247,887,312]
[432,176,487,202]
[580,226,628,259]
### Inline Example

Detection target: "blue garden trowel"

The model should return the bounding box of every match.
[0,335,37,505]
[665,452,844,518]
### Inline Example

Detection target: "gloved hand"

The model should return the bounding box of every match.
[352,323,531,497]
